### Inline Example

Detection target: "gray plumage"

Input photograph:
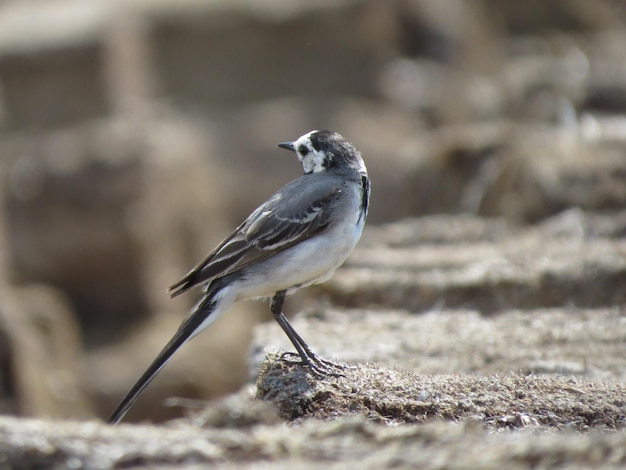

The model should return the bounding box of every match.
[108,130,370,424]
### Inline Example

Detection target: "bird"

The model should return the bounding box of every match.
[108,130,370,425]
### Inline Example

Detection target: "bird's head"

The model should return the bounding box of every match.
[278,130,366,176]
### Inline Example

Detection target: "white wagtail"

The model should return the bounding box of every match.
[108,130,370,424]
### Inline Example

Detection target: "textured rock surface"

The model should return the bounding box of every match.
[324,211,626,312]
[253,306,626,380]
[256,355,626,430]
[1,382,626,469]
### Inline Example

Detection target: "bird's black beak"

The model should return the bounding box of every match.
[277,141,296,152]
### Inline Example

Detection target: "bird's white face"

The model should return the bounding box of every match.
[293,130,330,174]
[286,130,367,176]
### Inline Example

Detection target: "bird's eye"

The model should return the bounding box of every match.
[298,145,309,156]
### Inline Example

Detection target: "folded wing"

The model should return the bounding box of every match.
[168,175,343,297]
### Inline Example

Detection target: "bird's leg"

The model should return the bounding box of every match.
[270,291,345,377]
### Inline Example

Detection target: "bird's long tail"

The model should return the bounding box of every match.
[108,281,233,425]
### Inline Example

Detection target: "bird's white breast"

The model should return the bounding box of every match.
[234,183,365,300]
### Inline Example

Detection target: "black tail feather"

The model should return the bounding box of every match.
[108,295,218,425]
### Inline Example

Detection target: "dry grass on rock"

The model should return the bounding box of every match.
[256,354,626,431]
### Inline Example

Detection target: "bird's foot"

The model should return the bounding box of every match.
[280,351,347,378]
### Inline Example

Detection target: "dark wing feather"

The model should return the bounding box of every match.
[168,174,343,297]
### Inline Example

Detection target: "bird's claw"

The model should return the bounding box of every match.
[279,351,347,378]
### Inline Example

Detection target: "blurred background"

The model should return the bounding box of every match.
[0,0,625,422]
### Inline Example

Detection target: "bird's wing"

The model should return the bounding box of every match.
[168,175,344,297]
[111,176,344,423]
